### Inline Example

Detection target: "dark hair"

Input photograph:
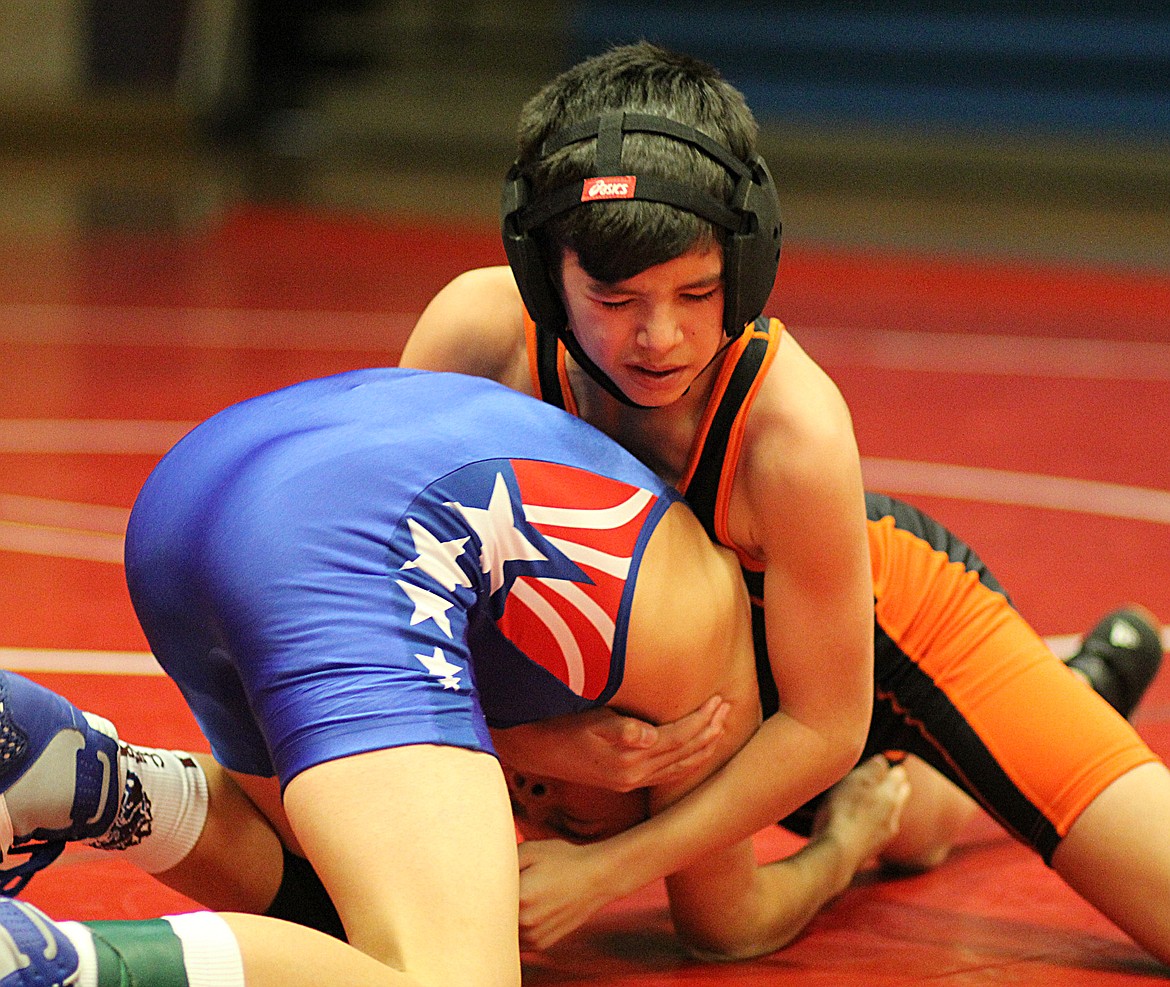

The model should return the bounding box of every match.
[515,42,760,285]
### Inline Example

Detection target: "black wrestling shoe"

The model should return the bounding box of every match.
[1065,606,1164,719]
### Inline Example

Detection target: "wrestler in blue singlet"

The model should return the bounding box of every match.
[124,369,679,788]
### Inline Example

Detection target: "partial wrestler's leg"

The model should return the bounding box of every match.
[880,606,1162,872]
[1052,761,1170,966]
[863,496,1165,876]
[872,573,1166,958]
[0,672,210,895]
[283,743,521,987]
[0,672,290,915]
[4,746,521,987]
[0,898,419,987]
[154,754,286,913]
[219,768,347,938]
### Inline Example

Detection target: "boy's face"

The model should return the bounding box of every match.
[506,767,650,844]
[559,244,726,408]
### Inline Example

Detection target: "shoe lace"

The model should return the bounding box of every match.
[0,841,66,896]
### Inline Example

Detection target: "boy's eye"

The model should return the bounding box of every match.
[596,298,631,309]
[684,288,719,303]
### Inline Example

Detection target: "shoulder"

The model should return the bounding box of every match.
[400,265,532,391]
[745,329,859,493]
[732,330,865,557]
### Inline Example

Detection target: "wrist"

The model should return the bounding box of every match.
[590,828,660,900]
[812,826,864,897]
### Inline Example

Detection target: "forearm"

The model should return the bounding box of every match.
[671,755,909,959]
[676,828,865,960]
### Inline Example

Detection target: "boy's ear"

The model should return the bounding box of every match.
[721,152,782,337]
[501,164,568,333]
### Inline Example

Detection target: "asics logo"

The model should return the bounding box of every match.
[1110,619,1142,649]
[582,176,637,202]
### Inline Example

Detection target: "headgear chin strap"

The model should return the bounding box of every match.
[500,111,782,407]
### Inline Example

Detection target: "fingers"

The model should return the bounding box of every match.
[516,839,606,951]
[615,716,658,750]
[650,698,727,760]
[638,696,728,763]
[611,696,727,750]
[601,696,730,791]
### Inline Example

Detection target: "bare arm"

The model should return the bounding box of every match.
[490,698,731,793]
[399,265,533,393]
[671,757,908,960]
[518,706,868,949]
[517,342,875,946]
[651,336,876,913]
[515,756,908,957]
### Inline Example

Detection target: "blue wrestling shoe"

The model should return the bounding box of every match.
[1066,606,1164,719]
[0,899,79,986]
[0,672,124,896]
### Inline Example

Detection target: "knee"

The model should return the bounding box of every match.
[879,835,955,873]
[878,758,979,872]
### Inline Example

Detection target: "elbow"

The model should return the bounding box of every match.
[673,885,805,963]
[839,712,870,772]
[819,698,871,788]
[679,921,802,963]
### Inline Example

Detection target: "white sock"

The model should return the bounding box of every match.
[164,911,246,987]
[58,921,99,987]
[89,745,209,874]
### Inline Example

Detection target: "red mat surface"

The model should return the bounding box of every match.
[3,206,1169,984]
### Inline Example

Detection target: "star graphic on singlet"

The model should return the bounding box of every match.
[446,471,546,596]
[395,579,455,638]
[399,518,471,592]
[414,646,463,690]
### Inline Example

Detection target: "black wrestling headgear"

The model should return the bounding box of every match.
[501,111,782,342]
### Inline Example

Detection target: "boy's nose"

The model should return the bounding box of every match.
[636,310,682,351]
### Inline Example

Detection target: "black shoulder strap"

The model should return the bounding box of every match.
[682,317,772,543]
[533,326,567,410]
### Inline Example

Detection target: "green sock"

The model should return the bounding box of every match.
[87,919,189,987]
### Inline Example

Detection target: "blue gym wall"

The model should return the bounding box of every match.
[566,3,1170,143]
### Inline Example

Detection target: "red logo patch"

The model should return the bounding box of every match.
[581,176,637,202]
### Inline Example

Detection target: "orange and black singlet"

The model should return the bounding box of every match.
[525,314,1157,862]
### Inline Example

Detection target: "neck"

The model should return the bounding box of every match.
[565,347,728,486]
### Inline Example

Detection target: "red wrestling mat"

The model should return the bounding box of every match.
[3,205,1169,984]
